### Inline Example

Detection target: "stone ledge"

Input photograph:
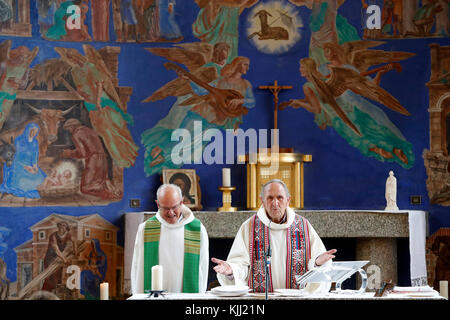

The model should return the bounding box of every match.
[137,210,410,239]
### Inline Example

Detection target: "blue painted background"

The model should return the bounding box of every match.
[0,0,448,285]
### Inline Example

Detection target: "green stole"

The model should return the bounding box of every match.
[143,215,201,293]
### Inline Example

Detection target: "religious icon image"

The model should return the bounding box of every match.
[162,168,201,209]
[246,0,304,54]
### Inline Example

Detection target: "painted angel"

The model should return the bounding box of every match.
[288,0,360,64]
[141,41,249,176]
[193,0,259,62]
[280,41,415,168]
[54,45,138,168]
[0,40,39,130]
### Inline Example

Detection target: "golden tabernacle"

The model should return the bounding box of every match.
[238,148,312,210]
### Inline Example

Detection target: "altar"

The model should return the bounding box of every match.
[127,291,444,301]
[123,210,428,293]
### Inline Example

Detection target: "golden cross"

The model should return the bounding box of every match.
[259,80,292,130]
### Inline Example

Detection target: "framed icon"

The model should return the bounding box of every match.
[162,169,201,210]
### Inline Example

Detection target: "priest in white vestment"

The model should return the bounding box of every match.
[131,184,209,294]
[213,179,336,293]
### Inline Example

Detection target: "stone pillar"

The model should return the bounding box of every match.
[356,238,397,290]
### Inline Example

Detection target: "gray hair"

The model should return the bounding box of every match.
[260,179,290,199]
[156,183,183,201]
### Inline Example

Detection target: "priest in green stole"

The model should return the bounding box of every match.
[131,184,209,293]
[212,179,337,293]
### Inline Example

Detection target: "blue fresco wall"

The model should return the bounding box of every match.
[0,0,448,297]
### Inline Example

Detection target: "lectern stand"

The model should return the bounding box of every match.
[296,261,370,294]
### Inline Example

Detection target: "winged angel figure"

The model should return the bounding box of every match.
[54,45,138,168]
[0,40,39,130]
[280,41,415,168]
[141,41,253,176]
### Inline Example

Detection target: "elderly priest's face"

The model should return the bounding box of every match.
[261,182,291,224]
[156,187,183,224]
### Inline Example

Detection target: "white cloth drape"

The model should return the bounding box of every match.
[408,210,428,286]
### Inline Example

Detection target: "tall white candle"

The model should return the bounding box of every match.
[152,265,163,291]
[440,280,448,299]
[222,168,231,187]
[100,282,109,300]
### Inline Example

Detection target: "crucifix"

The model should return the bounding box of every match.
[259,80,292,148]
[240,81,311,211]
[259,80,292,131]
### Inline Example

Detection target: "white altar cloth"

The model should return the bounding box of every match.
[127,291,445,301]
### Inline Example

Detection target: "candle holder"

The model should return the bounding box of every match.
[145,290,166,298]
[218,186,237,212]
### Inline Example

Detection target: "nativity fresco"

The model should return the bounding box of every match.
[0,41,138,206]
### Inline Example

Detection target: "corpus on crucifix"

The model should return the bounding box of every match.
[259,80,293,133]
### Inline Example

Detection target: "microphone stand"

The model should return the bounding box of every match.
[264,222,272,301]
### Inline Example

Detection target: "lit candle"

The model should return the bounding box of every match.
[152,265,163,291]
[440,281,448,299]
[222,168,231,187]
[100,282,109,300]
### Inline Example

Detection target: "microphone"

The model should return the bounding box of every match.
[264,221,272,300]
[265,221,272,259]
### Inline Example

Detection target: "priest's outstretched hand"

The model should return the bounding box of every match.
[211,257,233,276]
[315,249,337,266]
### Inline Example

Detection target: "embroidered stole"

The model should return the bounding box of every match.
[248,214,311,292]
[143,216,201,293]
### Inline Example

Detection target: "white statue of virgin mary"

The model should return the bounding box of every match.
[385,170,399,211]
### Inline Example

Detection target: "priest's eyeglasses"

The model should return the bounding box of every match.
[159,203,182,213]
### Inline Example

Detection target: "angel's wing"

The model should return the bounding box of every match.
[142,64,218,103]
[350,49,415,73]
[82,44,124,109]
[83,44,115,81]
[174,42,214,64]
[309,76,362,136]
[328,66,411,116]
[178,94,208,106]
[145,43,212,73]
